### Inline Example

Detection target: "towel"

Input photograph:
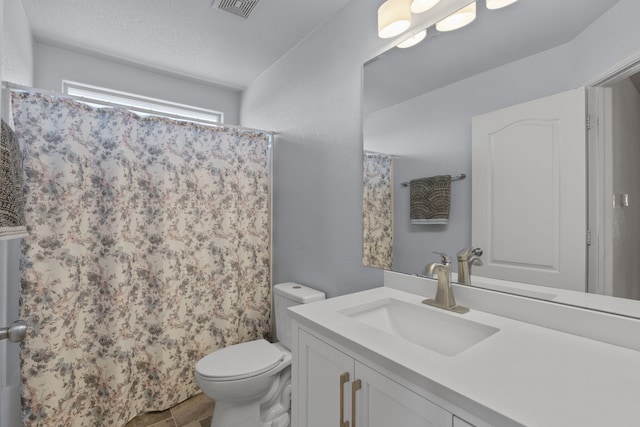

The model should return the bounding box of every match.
[0,119,27,240]
[409,175,451,225]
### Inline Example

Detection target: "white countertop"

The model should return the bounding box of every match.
[289,286,640,427]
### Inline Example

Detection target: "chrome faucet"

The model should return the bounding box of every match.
[422,252,469,314]
[456,246,483,286]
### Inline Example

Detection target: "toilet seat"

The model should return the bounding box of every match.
[195,339,285,381]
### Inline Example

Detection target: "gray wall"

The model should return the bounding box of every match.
[33,42,242,125]
[241,0,387,297]
[242,0,640,298]
[1,0,33,89]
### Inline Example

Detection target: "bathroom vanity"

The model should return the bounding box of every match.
[288,272,640,427]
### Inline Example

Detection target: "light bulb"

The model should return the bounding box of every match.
[378,0,412,39]
[396,29,427,48]
[436,2,476,32]
[410,0,440,14]
[486,0,518,10]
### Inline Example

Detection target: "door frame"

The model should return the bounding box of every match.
[0,75,24,427]
[0,239,23,427]
[586,49,640,296]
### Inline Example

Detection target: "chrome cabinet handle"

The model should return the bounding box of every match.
[351,379,361,427]
[0,320,27,342]
[340,372,350,427]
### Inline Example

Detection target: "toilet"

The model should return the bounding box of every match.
[195,282,325,427]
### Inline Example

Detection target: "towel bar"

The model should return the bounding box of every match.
[401,173,466,187]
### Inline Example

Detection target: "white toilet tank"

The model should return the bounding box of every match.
[274,282,325,350]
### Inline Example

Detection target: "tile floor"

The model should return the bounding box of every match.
[125,393,215,427]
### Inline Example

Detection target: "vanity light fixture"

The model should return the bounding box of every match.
[435,1,476,32]
[486,0,519,10]
[378,0,412,39]
[410,0,440,14]
[396,29,427,48]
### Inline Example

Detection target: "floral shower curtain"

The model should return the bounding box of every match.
[362,151,393,270]
[11,91,271,427]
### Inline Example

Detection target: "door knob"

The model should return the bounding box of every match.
[0,320,28,342]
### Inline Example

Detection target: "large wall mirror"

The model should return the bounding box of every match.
[362,0,640,317]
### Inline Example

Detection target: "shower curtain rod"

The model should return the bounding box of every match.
[2,81,277,136]
[364,150,401,159]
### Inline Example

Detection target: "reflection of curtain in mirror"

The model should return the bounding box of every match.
[363,151,393,269]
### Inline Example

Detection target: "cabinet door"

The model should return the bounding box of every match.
[297,329,355,427]
[354,361,452,427]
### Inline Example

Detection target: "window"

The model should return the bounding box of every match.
[62,81,224,125]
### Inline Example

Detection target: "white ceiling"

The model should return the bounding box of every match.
[364,0,621,114]
[21,0,351,90]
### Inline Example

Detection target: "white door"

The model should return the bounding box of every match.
[472,88,587,292]
[1,240,23,427]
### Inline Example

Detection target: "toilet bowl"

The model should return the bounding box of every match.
[195,282,325,427]
[195,340,292,427]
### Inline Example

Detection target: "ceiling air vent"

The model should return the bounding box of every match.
[215,0,260,19]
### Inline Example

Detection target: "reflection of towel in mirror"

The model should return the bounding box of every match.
[409,175,451,225]
[0,119,27,240]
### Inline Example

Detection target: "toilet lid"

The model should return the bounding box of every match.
[196,339,284,380]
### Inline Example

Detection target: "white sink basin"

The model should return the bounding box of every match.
[339,298,499,356]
